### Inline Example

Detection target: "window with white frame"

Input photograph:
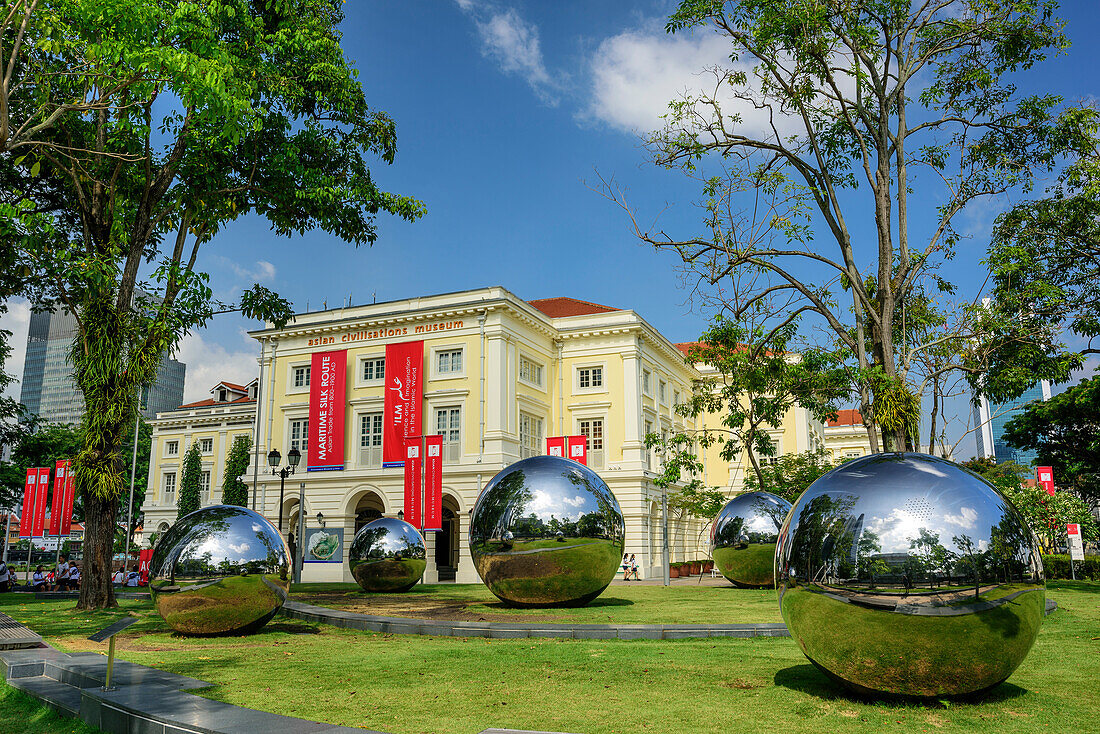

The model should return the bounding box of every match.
[165,440,179,457]
[644,419,654,469]
[519,356,543,387]
[519,412,544,459]
[673,390,680,408]
[658,380,667,404]
[361,356,385,383]
[436,349,463,375]
[292,365,311,389]
[163,472,176,505]
[642,369,652,395]
[199,437,213,454]
[436,406,461,462]
[578,418,604,468]
[359,412,383,467]
[577,366,603,390]
[289,418,309,455]
[200,470,211,505]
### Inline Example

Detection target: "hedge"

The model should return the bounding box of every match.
[1042,554,1100,581]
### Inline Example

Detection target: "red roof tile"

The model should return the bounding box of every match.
[176,396,256,410]
[526,297,621,318]
[827,409,863,427]
[214,381,249,392]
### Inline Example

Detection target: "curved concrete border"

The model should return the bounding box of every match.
[280,600,790,639]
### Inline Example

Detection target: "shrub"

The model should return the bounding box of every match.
[1042,554,1100,580]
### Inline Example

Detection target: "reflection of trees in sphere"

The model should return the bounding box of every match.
[348,517,426,592]
[776,453,1045,698]
[469,456,625,607]
[711,491,792,588]
[149,505,290,635]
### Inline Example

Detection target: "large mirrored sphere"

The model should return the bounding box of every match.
[149,505,290,636]
[776,453,1045,698]
[470,455,626,607]
[348,517,426,592]
[712,491,792,588]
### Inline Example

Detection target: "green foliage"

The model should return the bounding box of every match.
[177,442,203,520]
[221,435,253,507]
[1042,555,1100,581]
[742,451,835,504]
[1001,375,1100,503]
[0,422,83,510]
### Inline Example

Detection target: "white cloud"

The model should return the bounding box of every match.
[175,329,260,403]
[561,495,586,508]
[0,299,31,400]
[942,506,977,530]
[221,258,276,284]
[228,542,251,554]
[456,2,562,105]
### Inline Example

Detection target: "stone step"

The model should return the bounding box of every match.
[7,673,83,717]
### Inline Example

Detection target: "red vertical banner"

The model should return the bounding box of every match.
[546,436,565,458]
[307,349,347,471]
[383,341,424,467]
[60,464,76,536]
[566,435,588,466]
[20,469,36,538]
[424,435,443,532]
[138,548,154,584]
[31,467,50,537]
[49,460,69,536]
[403,438,423,528]
[1037,466,1055,496]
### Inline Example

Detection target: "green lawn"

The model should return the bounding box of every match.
[289,582,784,624]
[0,679,101,734]
[0,582,1097,734]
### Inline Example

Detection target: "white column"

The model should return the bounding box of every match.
[621,343,645,469]
[455,510,480,583]
[423,530,439,583]
[482,331,509,462]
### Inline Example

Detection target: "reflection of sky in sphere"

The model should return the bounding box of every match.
[806,454,1015,556]
[480,456,607,524]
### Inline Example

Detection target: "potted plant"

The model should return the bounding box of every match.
[669,563,680,578]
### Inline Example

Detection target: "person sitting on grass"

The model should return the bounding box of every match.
[31,564,50,591]
[112,566,125,585]
[55,559,71,591]
[126,564,141,587]
[66,562,80,590]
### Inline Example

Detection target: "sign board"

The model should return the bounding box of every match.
[48,460,70,536]
[566,435,588,466]
[403,438,422,528]
[60,465,75,536]
[307,350,347,471]
[303,527,344,563]
[30,467,50,537]
[424,435,443,532]
[383,341,424,468]
[546,436,565,458]
[1037,466,1055,496]
[1067,523,1085,561]
[138,548,155,584]
[19,469,37,538]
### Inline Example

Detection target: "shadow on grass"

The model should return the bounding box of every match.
[774,664,1030,705]
[480,596,634,611]
[262,622,322,634]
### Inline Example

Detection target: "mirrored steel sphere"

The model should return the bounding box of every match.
[470,455,625,607]
[348,517,426,592]
[150,505,290,636]
[776,453,1045,698]
[711,491,792,588]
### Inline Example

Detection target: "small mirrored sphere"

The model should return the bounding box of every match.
[470,455,626,607]
[776,453,1045,698]
[711,491,792,588]
[348,517,426,592]
[150,505,290,636]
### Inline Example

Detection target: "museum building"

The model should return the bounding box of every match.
[143,286,837,582]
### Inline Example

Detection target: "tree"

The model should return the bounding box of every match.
[3,0,424,609]
[604,0,1097,452]
[221,435,252,507]
[741,450,835,504]
[1001,375,1100,502]
[0,422,84,510]
[176,442,202,521]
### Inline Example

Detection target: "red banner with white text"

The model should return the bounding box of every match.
[60,464,76,536]
[566,435,588,466]
[424,435,443,532]
[31,467,50,537]
[49,460,69,536]
[546,436,565,458]
[383,341,424,468]
[1037,466,1055,497]
[308,350,347,471]
[19,469,37,538]
[403,438,423,528]
[139,548,155,584]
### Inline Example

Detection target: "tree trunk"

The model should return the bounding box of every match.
[76,493,119,610]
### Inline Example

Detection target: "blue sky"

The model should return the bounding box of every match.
[3,0,1099,458]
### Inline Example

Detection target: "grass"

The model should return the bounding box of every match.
[0,582,1097,734]
[289,582,784,624]
[0,680,102,734]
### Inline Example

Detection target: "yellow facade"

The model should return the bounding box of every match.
[144,286,841,582]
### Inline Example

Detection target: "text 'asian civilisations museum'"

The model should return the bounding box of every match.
[142,286,857,583]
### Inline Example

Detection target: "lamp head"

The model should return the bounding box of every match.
[287,447,302,468]
[267,449,280,468]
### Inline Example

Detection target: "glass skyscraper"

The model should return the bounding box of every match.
[19,304,186,426]
[973,381,1051,467]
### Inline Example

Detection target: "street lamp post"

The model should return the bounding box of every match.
[267,447,301,535]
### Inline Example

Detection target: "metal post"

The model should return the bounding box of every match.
[295,482,305,584]
[661,484,670,587]
[2,511,10,564]
[123,406,141,574]
[251,339,266,511]
[103,636,117,691]
[26,540,32,584]
[277,471,286,534]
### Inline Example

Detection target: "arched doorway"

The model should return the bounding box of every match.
[435,494,460,580]
[353,491,385,533]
